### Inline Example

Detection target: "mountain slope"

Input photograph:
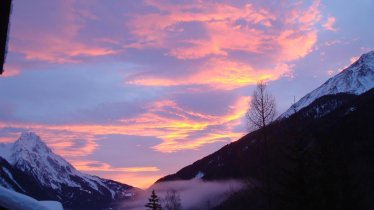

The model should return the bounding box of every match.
[0,156,26,193]
[279,51,374,119]
[0,132,136,210]
[158,88,374,210]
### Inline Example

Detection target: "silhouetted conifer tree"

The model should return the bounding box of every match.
[145,190,162,210]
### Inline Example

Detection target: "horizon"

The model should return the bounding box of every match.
[1,0,374,189]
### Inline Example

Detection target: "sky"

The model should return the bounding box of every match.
[0,0,373,189]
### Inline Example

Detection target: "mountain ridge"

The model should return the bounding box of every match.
[279,51,374,119]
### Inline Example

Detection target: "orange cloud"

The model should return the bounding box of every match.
[127,59,292,90]
[277,29,317,61]
[152,96,250,152]
[127,0,321,61]
[0,95,250,188]
[0,96,249,155]
[71,160,159,172]
[127,1,273,58]
[65,161,163,189]
[106,172,163,189]
[123,0,322,90]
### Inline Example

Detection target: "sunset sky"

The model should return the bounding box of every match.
[0,0,373,188]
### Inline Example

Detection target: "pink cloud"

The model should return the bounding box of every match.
[127,59,293,90]
[71,160,159,173]
[9,0,118,64]
[105,172,163,189]
[10,39,117,63]
[126,0,320,60]
[298,0,321,27]
[0,95,249,156]
[0,65,21,77]
[277,29,318,61]
[8,0,322,86]
[323,16,338,31]
[126,1,274,58]
[123,0,322,89]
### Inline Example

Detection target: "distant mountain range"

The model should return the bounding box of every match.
[157,51,374,210]
[0,132,136,210]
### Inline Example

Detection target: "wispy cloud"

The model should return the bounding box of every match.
[72,160,159,172]
[123,0,321,89]
[323,16,338,31]
[0,95,249,153]
[127,59,292,90]
[9,0,118,64]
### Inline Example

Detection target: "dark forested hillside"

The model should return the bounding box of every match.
[157,89,374,210]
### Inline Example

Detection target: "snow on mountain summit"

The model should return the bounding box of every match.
[0,131,134,207]
[279,51,374,119]
[8,132,82,189]
[11,132,52,161]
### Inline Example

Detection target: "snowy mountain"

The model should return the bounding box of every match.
[0,132,136,210]
[279,51,374,119]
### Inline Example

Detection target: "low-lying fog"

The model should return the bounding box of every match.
[122,179,245,210]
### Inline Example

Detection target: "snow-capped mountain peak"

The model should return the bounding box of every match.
[0,132,131,203]
[0,132,135,209]
[356,50,374,66]
[11,132,51,156]
[7,132,84,189]
[279,51,374,119]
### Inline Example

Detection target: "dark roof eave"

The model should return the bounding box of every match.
[0,0,12,75]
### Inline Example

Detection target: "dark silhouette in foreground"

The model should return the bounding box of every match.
[0,0,12,75]
[145,190,162,210]
[158,89,374,210]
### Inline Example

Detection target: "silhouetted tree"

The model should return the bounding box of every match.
[246,81,277,210]
[145,190,162,210]
[246,81,276,131]
[162,190,182,210]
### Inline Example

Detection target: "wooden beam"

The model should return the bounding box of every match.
[0,0,12,75]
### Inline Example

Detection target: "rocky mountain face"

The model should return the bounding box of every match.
[0,132,135,210]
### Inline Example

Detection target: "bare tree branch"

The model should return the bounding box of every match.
[246,81,276,131]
